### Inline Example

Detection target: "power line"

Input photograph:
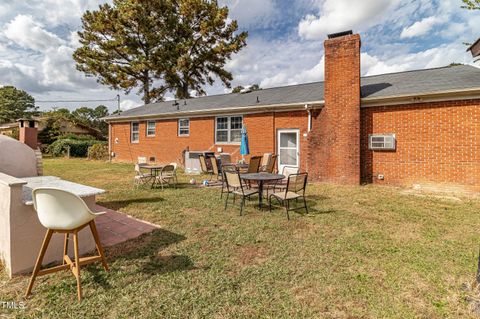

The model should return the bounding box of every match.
[35,97,118,103]
[0,95,122,113]
[0,96,119,104]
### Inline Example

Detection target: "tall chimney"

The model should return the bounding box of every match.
[308,31,361,184]
[18,119,38,150]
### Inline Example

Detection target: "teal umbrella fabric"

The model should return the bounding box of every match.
[240,125,249,156]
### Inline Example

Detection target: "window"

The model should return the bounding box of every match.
[178,118,190,136]
[131,122,139,143]
[215,116,243,143]
[368,134,396,150]
[146,121,156,137]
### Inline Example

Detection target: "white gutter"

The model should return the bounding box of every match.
[361,87,480,107]
[103,100,325,122]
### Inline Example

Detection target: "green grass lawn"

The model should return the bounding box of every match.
[2,158,480,318]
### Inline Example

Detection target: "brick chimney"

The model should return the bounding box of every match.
[307,31,361,184]
[18,119,38,150]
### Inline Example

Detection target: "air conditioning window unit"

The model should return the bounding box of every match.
[368,134,396,150]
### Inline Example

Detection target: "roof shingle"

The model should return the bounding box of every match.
[106,65,480,120]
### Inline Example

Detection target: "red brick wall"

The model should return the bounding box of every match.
[361,99,480,192]
[110,111,309,171]
[19,127,38,150]
[308,33,361,184]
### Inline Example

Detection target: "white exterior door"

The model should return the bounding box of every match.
[277,129,300,173]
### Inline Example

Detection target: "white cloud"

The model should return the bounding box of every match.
[294,56,325,83]
[120,99,138,110]
[260,72,294,88]
[361,43,471,76]
[400,16,442,39]
[32,0,108,26]
[298,0,400,40]
[4,15,64,52]
[41,45,98,90]
[220,0,278,28]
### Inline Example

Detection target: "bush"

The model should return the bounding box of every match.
[48,138,106,157]
[4,128,19,140]
[60,133,98,141]
[88,143,109,160]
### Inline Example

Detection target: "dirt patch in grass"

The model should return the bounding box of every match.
[234,245,269,267]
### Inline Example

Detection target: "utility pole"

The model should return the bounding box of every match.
[116,94,121,113]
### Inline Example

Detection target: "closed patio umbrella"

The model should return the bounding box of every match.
[240,125,249,161]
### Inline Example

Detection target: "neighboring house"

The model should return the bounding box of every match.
[104,32,480,192]
[468,37,480,60]
[0,116,102,140]
[0,122,17,136]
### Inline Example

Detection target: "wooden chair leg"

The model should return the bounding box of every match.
[89,221,109,271]
[63,233,69,265]
[25,229,53,297]
[73,232,82,302]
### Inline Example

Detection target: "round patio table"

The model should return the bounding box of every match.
[240,172,285,209]
[141,165,164,188]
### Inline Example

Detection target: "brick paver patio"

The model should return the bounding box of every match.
[93,205,159,247]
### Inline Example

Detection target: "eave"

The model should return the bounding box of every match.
[103,101,325,123]
[361,87,480,107]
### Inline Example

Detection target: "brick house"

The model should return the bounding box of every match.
[104,32,480,192]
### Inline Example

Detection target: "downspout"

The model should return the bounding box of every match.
[305,104,312,132]
[108,122,112,163]
[305,104,312,174]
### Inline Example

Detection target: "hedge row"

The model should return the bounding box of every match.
[48,139,107,157]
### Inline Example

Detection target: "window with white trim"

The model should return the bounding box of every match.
[146,121,156,137]
[215,116,243,143]
[131,122,139,143]
[368,134,396,150]
[178,118,190,136]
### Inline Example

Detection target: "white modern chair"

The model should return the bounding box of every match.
[25,188,109,302]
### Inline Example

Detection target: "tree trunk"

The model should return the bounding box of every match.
[143,71,150,104]
[182,81,189,99]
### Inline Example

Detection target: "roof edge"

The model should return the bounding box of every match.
[103,101,325,122]
[361,87,480,107]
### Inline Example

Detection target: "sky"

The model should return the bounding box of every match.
[0,0,479,113]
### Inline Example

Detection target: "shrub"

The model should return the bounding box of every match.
[88,143,109,160]
[48,139,106,157]
[60,133,98,141]
[4,128,19,140]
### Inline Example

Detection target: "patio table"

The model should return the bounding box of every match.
[240,172,285,209]
[141,165,164,188]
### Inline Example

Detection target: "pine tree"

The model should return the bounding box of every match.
[0,86,37,123]
[73,0,247,103]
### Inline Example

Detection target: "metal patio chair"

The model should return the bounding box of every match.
[269,173,308,220]
[155,164,176,189]
[224,170,258,216]
[134,163,153,188]
[199,154,214,179]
